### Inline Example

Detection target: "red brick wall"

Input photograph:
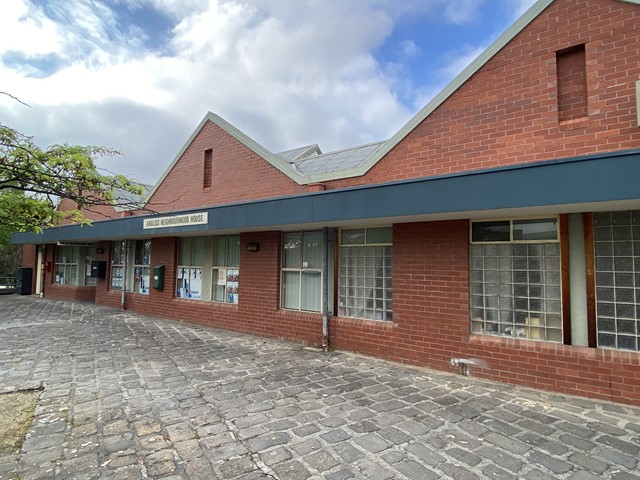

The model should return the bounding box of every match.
[95,234,323,345]
[556,46,588,121]
[36,220,640,406]
[45,284,96,302]
[146,122,308,212]
[330,221,640,406]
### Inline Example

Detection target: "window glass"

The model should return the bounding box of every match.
[213,237,226,266]
[133,240,151,295]
[366,227,392,244]
[192,237,207,266]
[341,229,365,245]
[472,221,510,242]
[227,235,240,267]
[513,219,558,241]
[112,241,125,266]
[281,231,323,312]
[303,231,322,269]
[301,271,321,312]
[110,241,125,290]
[179,238,191,265]
[283,233,302,268]
[55,246,80,286]
[283,271,301,310]
[203,235,240,304]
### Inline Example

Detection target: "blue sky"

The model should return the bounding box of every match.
[0,0,536,184]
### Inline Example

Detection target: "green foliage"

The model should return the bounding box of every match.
[0,223,21,276]
[0,123,144,238]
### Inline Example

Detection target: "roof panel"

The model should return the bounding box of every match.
[295,141,386,175]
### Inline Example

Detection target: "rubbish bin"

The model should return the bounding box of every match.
[17,267,33,295]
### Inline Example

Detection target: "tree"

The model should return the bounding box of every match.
[0,124,145,234]
[0,124,146,272]
[0,93,147,274]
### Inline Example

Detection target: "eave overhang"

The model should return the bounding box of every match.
[12,149,640,245]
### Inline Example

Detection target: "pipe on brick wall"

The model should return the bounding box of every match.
[322,227,329,351]
[121,240,127,310]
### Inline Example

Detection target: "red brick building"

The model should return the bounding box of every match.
[14,0,640,405]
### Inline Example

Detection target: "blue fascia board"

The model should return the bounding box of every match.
[12,149,640,245]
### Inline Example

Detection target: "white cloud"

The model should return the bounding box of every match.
[0,0,523,185]
[442,0,485,24]
[0,0,61,56]
[400,40,421,58]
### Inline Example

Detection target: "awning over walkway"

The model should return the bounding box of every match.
[12,149,640,244]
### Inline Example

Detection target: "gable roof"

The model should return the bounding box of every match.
[147,0,640,199]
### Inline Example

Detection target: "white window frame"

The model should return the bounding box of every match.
[281,231,323,312]
[211,235,240,304]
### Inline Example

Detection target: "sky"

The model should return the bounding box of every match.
[1,0,537,186]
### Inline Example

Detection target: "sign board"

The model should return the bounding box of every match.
[143,212,208,229]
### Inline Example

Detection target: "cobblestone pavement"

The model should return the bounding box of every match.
[0,296,639,479]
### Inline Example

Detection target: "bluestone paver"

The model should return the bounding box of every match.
[1,295,640,479]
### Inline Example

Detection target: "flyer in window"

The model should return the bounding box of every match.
[189,268,202,299]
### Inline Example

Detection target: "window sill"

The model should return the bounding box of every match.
[334,316,396,329]
[558,116,588,131]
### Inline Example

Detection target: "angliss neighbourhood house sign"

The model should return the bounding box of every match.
[143,212,208,229]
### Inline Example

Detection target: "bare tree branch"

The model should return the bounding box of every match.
[0,91,31,108]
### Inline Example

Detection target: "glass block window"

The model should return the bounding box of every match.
[338,227,393,321]
[470,219,562,342]
[593,211,640,351]
[282,231,322,312]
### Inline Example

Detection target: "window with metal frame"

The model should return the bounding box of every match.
[338,227,392,321]
[282,231,322,312]
[469,218,562,342]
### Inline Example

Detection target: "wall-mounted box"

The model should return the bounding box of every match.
[90,260,107,279]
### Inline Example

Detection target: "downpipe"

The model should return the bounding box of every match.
[322,227,329,351]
